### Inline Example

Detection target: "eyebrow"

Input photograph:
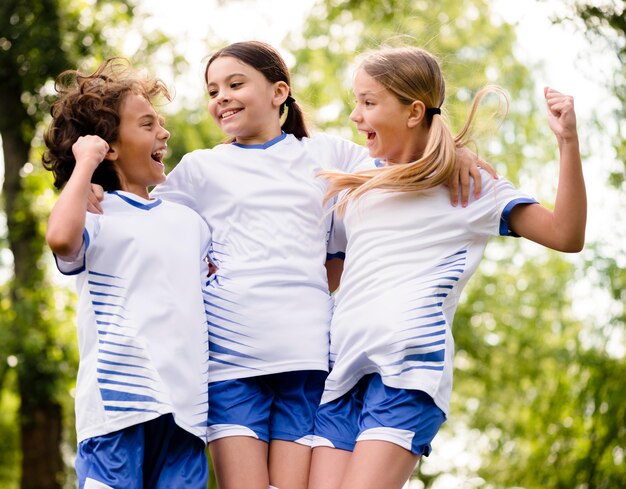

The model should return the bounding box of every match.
[206,73,249,86]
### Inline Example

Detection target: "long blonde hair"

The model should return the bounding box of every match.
[321,47,507,214]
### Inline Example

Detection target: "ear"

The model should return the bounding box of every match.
[106,142,119,161]
[272,81,290,108]
[407,100,426,128]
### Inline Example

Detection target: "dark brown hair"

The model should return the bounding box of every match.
[42,57,170,190]
[204,41,309,140]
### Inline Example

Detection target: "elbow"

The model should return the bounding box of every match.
[46,228,81,257]
[555,233,586,253]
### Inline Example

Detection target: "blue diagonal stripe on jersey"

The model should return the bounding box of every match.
[397,319,446,334]
[403,311,444,321]
[92,301,127,310]
[209,341,261,360]
[88,280,126,289]
[388,364,445,375]
[205,310,247,328]
[100,388,158,403]
[209,356,263,370]
[104,406,159,412]
[94,311,127,319]
[99,339,141,350]
[98,348,149,361]
[209,331,252,348]
[89,270,124,279]
[98,378,160,392]
[388,339,446,355]
[98,330,132,338]
[98,358,149,369]
[89,291,125,299]
[392,329,446,344]
[203,290,239,305]
[204,300,243,316]
[97,368,154,381]
[382,349,445,366]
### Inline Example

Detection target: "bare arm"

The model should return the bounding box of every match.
[325,258,344,293]
[509,88,586,252]
[46,136,109,257]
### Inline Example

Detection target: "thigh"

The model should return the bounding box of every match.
[308,446,352,489]
[209,436,269,489]
[340,440,419,489]
[76,424,146,489]
[268,439,312,489]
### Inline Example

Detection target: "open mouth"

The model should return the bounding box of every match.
[221,108,242,120]
[151,149,165,164]
[367,132,376,140]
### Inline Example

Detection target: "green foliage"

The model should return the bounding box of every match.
[555,0,626,188]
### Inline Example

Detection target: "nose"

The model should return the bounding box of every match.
[349,105,361,123]
[216,88,230,104]
[160,126,170,141]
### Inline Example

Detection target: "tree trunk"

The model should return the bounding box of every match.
[1,85,64,489]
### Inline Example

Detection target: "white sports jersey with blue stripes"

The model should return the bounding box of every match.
[55,191,211,443]
[151,132,372,382]
[322,167,537,414]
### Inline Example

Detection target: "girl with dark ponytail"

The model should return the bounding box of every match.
[146,41,489,489]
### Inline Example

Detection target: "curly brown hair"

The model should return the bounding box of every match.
[42,57,171,190]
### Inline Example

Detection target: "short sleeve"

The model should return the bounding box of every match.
[468,170,538,237]
[151,151,207,213]
[54,213,99,275]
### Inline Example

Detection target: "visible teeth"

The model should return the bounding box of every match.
[221,109,239,119]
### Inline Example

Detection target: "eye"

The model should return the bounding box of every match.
[230,81,242,89]
[364,100,374,107]
[207,89,218,98]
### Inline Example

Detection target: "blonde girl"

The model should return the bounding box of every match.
[308,46,585,489]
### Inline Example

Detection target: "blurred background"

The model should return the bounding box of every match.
[0,0,624,488]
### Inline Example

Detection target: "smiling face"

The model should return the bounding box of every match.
[205,56,287,145]
[108,93,170,198]
[350,68,427,165]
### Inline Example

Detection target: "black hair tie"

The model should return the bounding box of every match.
[426,107,441,116]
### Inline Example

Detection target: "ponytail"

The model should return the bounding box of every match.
[281,96,309,139]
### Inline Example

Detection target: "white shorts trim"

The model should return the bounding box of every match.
[84,478,114,489]
[356,427,414,451]
[309,435,336,448]
[207,423,258,443]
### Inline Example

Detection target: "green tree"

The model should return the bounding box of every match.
[0,1,182,487]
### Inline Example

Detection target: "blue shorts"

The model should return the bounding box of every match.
[313,373,446,455]
[207,370,327,445]
[76,414,208,489]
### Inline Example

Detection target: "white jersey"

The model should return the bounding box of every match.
[151,132,372,382]
[55,191,211,443]
[322,167,537,414]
